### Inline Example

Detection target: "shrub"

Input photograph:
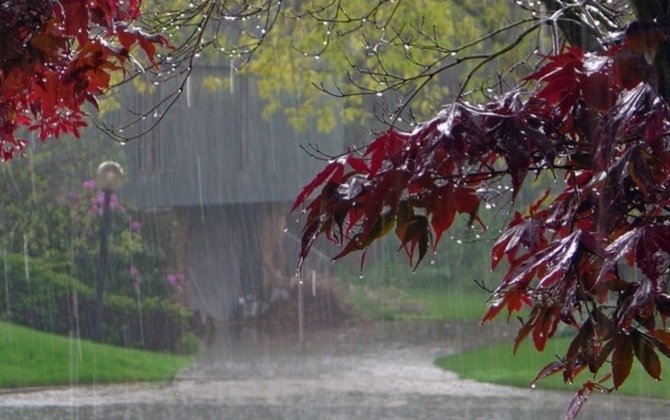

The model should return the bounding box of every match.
[177,332,203,355]
[0,253,89,334]
[0,253,193,352]
[101,295,195,353]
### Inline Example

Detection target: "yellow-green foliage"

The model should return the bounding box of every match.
[202,75,229,91]
[140,1,531,133]
[243,1,520,131]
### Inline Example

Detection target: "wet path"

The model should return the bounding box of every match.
[0,321,668,419]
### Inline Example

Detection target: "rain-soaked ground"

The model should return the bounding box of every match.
[0,320,668,419]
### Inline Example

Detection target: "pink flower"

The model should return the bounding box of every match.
[129,266,141,278]
[130,221,142,232]
[109,193,119,210]
[89,192,122,215]
[83,179,96,190]
[166,272,185,288]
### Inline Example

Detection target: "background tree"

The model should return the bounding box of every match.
[292,1,670,419]
[100,1,518,140]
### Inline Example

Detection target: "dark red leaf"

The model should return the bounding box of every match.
[599,225,670,285]
[532,360,565,388]
[481,290,532,326]
[565,319,593,380]
[292,159,345,211]
[612,335,634,389]
[480,300,505,326]
[628,147,665,200]
[617,280,656,331]
[590,339,615,374]
[657,295,670,318]
[528,48,585,77]
[635,228,670,281]
[612,49,651,89]
[582,72,617,111]
[505,152,529,201]
[429,195,456,249]
[59,0,90,41]
[653,330,670,357]
[297,220,321,271]
[501,230,582,291]
[563,385,591,420]
[395,215,430,269]
[365,130,409,175]
[333,210,396,262]
[532,307,550,351]
[491,212,547,270]
[527,46,627,123]
[347,156,369,173]
[429,185,479,248]
[632,331,662,381]
[513,312,536,353]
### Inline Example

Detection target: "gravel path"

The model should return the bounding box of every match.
[0,321,668,419]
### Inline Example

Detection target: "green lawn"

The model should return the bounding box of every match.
[435,335,670,399]
[0,321,192,388]
[405,288,491,321]
[341,283,496,322]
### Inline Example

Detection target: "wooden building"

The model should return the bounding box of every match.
[120,65,349,322]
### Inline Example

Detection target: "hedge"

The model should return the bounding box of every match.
[0,253,194,353]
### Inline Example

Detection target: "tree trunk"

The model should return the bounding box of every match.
[631,0,670,104]
[542,0,670,104]
[540,0,602,51]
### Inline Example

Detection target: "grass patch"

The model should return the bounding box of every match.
[435,335,670,399]
[405,288,490,321]
[341,283,412,320]
[0,321,192,388]
[339,282,493,322]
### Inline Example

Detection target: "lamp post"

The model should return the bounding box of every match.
[93,161,124,341]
